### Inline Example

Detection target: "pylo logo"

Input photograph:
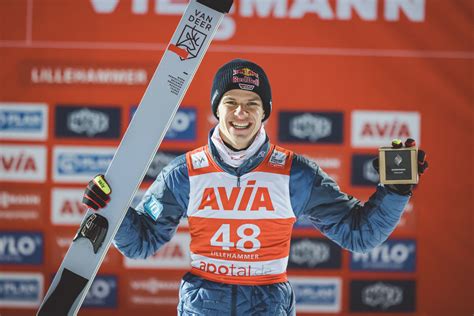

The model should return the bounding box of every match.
[86,278,114,300]
[198,180,274,211]
[0,233,43,264]
[290,239,330,267]
[353,242,414,264]
[290,113,332,141]
[67,108,109,136]
[362,282,403,309]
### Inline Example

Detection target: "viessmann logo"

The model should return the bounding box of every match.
[0,103,48,140]
[53,146,115,182]
[0,145,46,182]
[0,189,43,222]
[351,111,420,148]
[0,273,43,308]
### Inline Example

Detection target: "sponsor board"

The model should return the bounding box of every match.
[351,239,416,272]
[83,275,118,309]
[26,63,149,86]
[0,102,48,140]
[278,111,343,144]
[289,277,341,313]
[351,154,379,186]
[0,145,47,182]
[144,150,186,182]
[351,111,420,148]
[130,106,196,141]
[124,232,191,269]
[0,187,44,223]
[0,232,43,265]
[350,280,416,312]
[126,273,180,307]
[289,237,341,269]
[397,201,416,231]
[0,272,43,308]
[51,188,87,225]
[53,146,115,182]
[55,105,121,139]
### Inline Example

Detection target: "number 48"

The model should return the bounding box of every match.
[210,224,261,253]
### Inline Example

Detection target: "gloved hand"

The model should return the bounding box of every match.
[82,174,112,210]
[372,138,429,195]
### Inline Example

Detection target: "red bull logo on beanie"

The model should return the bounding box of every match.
[232,67,260,87]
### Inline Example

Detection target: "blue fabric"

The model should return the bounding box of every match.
[113,130,410,313]
[178,272,295,316]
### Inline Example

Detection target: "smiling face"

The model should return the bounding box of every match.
[216,89,265,150]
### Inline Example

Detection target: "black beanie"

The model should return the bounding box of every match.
[211,59,272,122]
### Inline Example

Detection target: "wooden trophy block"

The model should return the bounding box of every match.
[379,147,418,185]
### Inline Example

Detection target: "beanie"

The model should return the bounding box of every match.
[211,59,272,122]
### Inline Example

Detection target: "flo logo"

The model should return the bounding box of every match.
[0,103,48,140]
[0,232,43,265]
[350,280,415,312]
[83,275,118,308]
[289,277,341,313]
[0,273,43,308]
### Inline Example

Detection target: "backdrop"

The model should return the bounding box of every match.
[1,0,473,315]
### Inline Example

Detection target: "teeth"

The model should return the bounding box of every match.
[232,122,249,129]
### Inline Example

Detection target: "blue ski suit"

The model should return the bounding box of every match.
[113,131,409,315]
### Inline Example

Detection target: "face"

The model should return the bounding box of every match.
[216,89,265,150]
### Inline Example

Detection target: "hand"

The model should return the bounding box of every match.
[82,174,112,210]
[372,138,429,195]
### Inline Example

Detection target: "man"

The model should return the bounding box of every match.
[83,59,428,315]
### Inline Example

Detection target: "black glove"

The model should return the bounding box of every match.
[82,174,112,210]
[372,138,429,195]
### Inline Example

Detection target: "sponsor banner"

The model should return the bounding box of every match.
[83,275,118,309]
[278,111,343,144]
[130,106,197,141]
[0,102,48,140]
[51,188,87,225]
[397,201,416,231]
[351,111,420,148]
[53,146,115,183]
[351,239,416,272]
[0,187,44,223]
[0,232,43,265]
[51,230,121,268]
[25,62,149,86]
[144,150,186,182]
[289,237,341,269]
[0,272,43,308]
[351,154,379,186]
[289,277,341,313]
[124,232,191,269]
[126,272,181,308]
[132,189,188,228]
[350,280,416,312]
[55,105,121,139]
[0,145,46,182]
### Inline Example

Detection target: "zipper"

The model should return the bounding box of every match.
[236,175,241,187]
[231,284,237,316]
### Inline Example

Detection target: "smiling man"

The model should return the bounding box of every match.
[83,59,428,315]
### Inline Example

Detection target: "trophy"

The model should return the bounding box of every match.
[378,140,418,185]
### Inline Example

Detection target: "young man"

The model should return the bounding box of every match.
[83,59,428,315]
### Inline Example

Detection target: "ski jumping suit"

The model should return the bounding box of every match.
[114,132,410,316]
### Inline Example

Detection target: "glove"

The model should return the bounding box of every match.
[372,138,429,195]
[82,174,112,210]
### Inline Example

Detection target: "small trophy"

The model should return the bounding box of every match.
[379,141,418,185]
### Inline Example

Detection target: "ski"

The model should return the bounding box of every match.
[37,1,233,315]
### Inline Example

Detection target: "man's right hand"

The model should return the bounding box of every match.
[82,174,112,211]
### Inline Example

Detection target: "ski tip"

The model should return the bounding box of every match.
[197,0,233,13]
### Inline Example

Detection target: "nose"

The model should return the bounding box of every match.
[234,104,247,117]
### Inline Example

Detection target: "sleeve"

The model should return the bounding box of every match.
[290,154,410,253]
[113,154,189,259]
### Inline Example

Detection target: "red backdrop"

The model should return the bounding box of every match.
[1,0,473,315]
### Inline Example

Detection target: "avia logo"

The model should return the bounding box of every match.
[198,180,274,211]
[61,200,87,216]
[1,152,37,172]
[351,111,420,148]
[361,120,411,139]
[362,282,403,309]
[67,108,109,136]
